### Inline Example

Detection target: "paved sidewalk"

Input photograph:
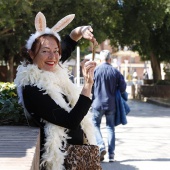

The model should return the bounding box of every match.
[101,99,170,170]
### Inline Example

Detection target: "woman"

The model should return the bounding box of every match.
[14,12,97,170]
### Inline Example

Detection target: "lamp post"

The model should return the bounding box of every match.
[76,46,80,87]
[124,60,129,81]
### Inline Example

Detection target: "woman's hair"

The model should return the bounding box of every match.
[21,34,61,65]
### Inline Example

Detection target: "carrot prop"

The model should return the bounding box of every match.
[92,41,96,61]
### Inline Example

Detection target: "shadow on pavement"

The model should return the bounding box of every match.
[120,158,170,162]
[101,161,139,170]
[101,158,170,170]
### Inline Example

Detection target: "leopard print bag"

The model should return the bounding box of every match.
[64,144,102,170]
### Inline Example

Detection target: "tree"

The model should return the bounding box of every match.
[105,0,170,82]
[2,0,169,83]
[0,0,34,82]
[0,0,110,82]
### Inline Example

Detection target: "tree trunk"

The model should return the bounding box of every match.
[6,56,14,82]
[150,52,162,83]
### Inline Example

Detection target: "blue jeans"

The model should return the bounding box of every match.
[92,109,115,156]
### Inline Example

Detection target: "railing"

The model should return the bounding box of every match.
[73,77,145,99]
[74,77,85,85]
[74,77,143,86]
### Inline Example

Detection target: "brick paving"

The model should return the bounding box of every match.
[101,99,170,170]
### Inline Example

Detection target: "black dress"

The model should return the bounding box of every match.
[22,35,92,158]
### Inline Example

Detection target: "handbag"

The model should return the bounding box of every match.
[64,144,102,170]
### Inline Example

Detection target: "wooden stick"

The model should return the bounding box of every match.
[92,42,96,60]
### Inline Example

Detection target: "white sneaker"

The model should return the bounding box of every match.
[109,154,114,162]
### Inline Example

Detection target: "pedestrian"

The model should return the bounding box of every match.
[143,69,149,80]
[91,50,127,162]
[132,69,138,80]
[14,12,98,170]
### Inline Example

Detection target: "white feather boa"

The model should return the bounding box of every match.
[14,63,96,170]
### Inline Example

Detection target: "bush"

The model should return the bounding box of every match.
[0,82,27,125]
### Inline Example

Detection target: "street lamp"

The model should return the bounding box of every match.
[76,46,80,87]
[124,60,129,81]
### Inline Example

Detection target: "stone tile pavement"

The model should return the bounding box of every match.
[101,99,170,170]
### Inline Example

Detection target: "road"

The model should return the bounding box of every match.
[101,99,170,170]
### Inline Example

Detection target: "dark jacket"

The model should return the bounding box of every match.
[22,35,91,157]
[92,62,126,111]
[115,90,130,126]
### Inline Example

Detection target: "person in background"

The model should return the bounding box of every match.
[91,50,126,162]
[143,69,149,80]
[14,12,97,170]
[132,69,138,80]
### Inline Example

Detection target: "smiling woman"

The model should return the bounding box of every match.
[29,35,61,72]
[14,12,99,170]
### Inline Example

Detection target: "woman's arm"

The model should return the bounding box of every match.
[69,26,96,42]
[23,86,91,130]
[61,26,98,62]
[80,60,96,98]
[61,35,77,63]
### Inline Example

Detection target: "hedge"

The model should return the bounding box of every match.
[0,82,27,125]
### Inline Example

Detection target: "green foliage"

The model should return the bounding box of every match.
[0,0,119,62]
[0,0,34,63]
[110,0,170,62]
[0,0,170,81]
[0,82,27,125]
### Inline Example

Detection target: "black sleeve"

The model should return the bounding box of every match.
[60,35,78,63]
[23,85,91,130]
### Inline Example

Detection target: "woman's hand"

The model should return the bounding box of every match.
[80,59,96,98]
[80,26,98,45]
[69,26,98,46]
[81,59,96,85]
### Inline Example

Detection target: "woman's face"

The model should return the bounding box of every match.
[30,36,60,72]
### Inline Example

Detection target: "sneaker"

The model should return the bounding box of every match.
[100,149,106,161]
[109,154,114,162]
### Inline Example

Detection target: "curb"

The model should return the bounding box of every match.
[146,98,170,108]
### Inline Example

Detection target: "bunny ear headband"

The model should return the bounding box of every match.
[26,12,75,50]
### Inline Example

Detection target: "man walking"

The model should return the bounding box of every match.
[91,50,126,162]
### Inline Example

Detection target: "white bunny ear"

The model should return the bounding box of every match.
[51,14,75,33]
[35,12,46,32]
